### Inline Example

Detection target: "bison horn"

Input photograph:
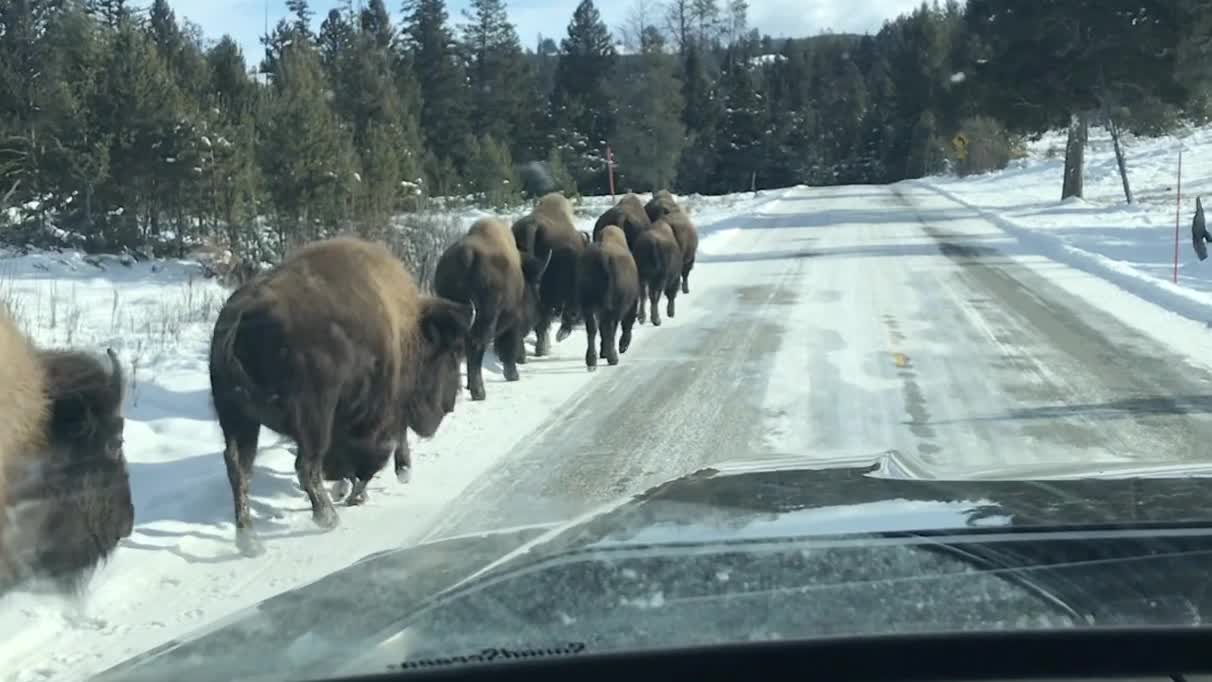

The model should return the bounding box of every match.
[106,347,123,398]
[467,301,477,330]
[539,249,552,277]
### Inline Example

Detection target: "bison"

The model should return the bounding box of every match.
[0,309,131,597]
[645,191,698,294]
[577,225,640,371]
[632,219,683,326]
[593,193,651,250]
[512,192,585,356]
[209,236,475,557]
[435,217,550,401]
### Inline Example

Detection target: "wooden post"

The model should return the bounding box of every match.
[1174,144,1183,284]
[606,145,615,201]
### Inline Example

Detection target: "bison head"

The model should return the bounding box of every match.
[39,347,127,463]
[408,297,476,438]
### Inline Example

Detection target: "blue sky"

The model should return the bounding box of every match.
[150,1,928,63]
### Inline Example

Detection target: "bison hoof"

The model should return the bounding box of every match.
[606,353,620,366]
[651,316,662,327]
[667,303,676,318]
[396,466,413,484]
[346,490,368,507]
[331,479,352,501]
[586,351,598,371]
[503,365,520,382]
[469,385,487,401]
[236,530,266,558]
[620,335,632,353]
[682,281,689,294]
[313,507,340,530]
[556,326,572,342]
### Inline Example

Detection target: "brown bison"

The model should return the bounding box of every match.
[0,309,131,597]
[645,191,698,293]
[511,193,585,356]
[632,219,683,326]
[434,217,550,401]
[209,236,475,557]
[577,225,640,370]
[593,193,651,249]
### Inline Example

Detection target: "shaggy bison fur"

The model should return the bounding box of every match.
[511,193,585,356]
[593,194,651,249]
[578,225,640,370]
[632,219,683,326]
[0,309,131,597]
[435,217,550,401]
[209,237,475,556]
[646,193,698,294]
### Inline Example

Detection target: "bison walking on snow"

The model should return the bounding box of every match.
[632,219,683,326]
[435,217,550,401]
[512,193,585,356]
[578,225,640,371]
[0,309,132,597]
[209,237,475,556]
[593,193,651,249]
[645,190,699,294]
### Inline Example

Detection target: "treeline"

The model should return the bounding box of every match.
[1,0,1209,260]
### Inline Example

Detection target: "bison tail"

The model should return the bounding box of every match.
[210,301,282,408]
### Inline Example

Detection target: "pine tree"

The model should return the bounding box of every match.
[461,0,544,160]
[612,25,685,191]
[360,0,395,51]
[402,0,473,179]
[260,43,356,247]
[552,0,617,193]
[713,46,769,191]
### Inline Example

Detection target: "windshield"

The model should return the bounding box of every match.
[3,0,1212,679]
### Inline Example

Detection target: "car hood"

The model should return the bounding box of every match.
[95,452,1212,682]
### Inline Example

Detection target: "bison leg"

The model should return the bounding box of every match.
[345,477,371,506]
[218,408,264,556]
[601,314,621,366]
[619,301,638,354]
[394,438,412,484]
[665,283,678,319]
[637,283,648,324]
[331,478,352,501]
[555,304,579,342]
[466,339,489,401]
[533,312,553,357]
[682,260,694,294]
[648,284,663,327]
[584,310,600,371]
[291,395,340,531]
[495,329,521,382]
[514,336,527,365]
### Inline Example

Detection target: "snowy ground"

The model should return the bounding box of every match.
[9,123,1212,680]
[0,190,773,681]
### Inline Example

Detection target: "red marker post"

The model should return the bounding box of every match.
[606,144,616,201]
[1174,143,1184,284]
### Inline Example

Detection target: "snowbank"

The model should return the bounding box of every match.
[919,125,1212,325]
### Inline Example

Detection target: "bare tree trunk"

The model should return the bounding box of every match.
[1062,112,1086,200]
[1107,112,1132,203]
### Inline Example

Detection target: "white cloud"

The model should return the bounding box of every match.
[149,0,935,65]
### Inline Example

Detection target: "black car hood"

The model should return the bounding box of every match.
[95,452,1212,682]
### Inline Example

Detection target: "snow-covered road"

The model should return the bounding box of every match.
[7,182,1212,680]
[428,182,1212,539]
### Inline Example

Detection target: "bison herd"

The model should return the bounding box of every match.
[0,190,699,598]
[211,189,699,555]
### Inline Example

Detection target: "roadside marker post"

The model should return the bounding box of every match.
[606,145,616,201]
[1174,142,1184,284]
